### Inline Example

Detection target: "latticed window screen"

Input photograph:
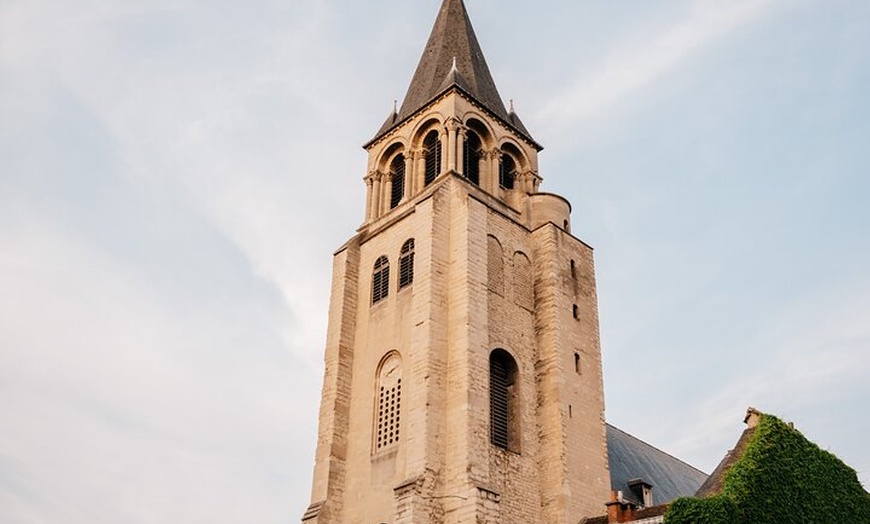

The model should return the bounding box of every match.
[424,131,441,186]
[390,154,405,209]
[490,350,516,450]
[372,255,390,304]
[399,239,415,289]
[499,154,516,189]
[375,353,402,451]
[463,132,481,185]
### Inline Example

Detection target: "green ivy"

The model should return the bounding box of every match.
[664,413,870,524]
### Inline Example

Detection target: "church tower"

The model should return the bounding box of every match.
[303,1,610,522]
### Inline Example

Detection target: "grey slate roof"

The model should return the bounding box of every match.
[369,0,537,146]
[606,424,708,506]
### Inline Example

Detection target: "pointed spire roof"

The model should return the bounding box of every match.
[368,0,537,147]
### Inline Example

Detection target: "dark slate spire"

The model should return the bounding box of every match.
[369,0,536,146]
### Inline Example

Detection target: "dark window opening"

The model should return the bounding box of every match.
[463,131,481,185]
[499,154,516,189]
[424,131,441,186]
[573,304,579,320]
[570,260,576,279]
[372,255,390,304]
[390,154,405,209]
[399,239,415,289]
[490,349,519,451]
[574,352,581,374]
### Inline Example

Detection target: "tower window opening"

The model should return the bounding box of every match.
[375,353,402,451]
[463,131,482,185]
[490,349,519,451]
[424,131,441,186]
[399,238,415,289]
[574,352,581,374]
[389,154,405,209]
[499,154,516,189]
[570,259,576,279]
[372,255,390,304]
[572,304,579,320]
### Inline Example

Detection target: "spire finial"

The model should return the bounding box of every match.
[392,99,398,114]
[509,99,515,113]
[450,56,458,73]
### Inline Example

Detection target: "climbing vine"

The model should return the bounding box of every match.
[665,414,870,524]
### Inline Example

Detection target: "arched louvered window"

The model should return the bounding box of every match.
[490,349,519,451]
[390,154,405,209]
[375,352,402,451]
[499,153,516,189]
[463,131,481,185]
[372,255,390,304]
[399,238,415,289]
[424,131,441,186]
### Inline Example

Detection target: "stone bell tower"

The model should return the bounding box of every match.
[303,1,610,522]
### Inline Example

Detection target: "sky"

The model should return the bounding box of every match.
[1,0,868,522]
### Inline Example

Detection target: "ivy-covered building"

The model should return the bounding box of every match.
[581,408,870,524]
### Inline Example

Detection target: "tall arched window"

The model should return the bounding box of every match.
[424,131,441,186]
[390,154,405,209]
[490,349,519,451]
[499,153,516,189]
[399,238,415,289]
[372,255,390,304]
[375,352,402,451]
[463,131,482,185]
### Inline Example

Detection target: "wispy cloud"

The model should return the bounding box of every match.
[539,0,780,129]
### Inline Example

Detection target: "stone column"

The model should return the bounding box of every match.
[404,153,415,200]
[364,173,375,221]
[382,172,394,214]
[487,148,502,194]
[456,124,467,177]
[440,128,449,177]
[446,119,459,173]
[371,170,382,219]
[413,149,426,193]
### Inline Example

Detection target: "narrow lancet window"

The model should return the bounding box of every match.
[372,255,390,304]
[424,131,442,186]
[399,238,415,289]
[390,154,405,209]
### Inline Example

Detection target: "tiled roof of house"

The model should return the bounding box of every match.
[606,424,708,506]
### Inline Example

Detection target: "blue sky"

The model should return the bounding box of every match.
[1,0,868,522]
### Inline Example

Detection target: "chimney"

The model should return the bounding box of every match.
[606,491,637,523]
[744,407,762,428]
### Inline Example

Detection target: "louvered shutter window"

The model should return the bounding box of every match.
[390,154,405,209]
[399,239,415,289]
[424,131,441,186]
[372,256,390,304]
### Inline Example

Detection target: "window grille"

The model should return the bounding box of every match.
[399,239,415,289]
[499,154,516,189]
[375,353,402,451]
[463,131,481,185]
[372,255,390,304]
[424,131,441,186]
[390,154,405,209]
